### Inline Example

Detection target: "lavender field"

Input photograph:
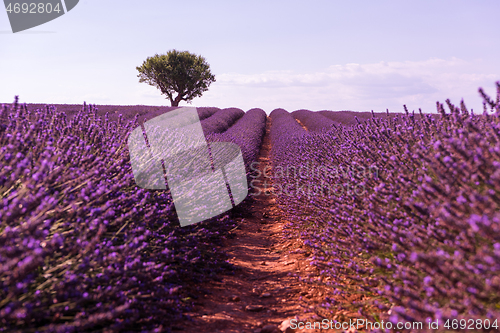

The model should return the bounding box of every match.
[1,82,500,332]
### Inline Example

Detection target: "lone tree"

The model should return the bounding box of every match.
[136,50,216,106]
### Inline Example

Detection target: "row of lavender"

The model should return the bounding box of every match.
[268,109,307,175]
[292,109,403,132]
[269,83,500,330]
[17,104,221,127]
[0,101,258,332]
[206,108,267,171]
[200,107,245,136]
[319,110,388,126]
[292,109,340,132]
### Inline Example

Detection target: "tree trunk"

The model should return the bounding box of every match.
[172,93,183,107]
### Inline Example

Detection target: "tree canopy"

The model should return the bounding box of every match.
[136,50,216,106]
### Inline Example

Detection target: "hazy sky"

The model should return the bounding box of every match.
[1,0,499,114]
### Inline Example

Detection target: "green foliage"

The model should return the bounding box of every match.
[136,50,216,106]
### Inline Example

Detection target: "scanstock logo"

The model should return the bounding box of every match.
[3,0,79,33]
[127,107,248,227]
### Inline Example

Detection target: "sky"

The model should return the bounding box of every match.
[1,0,499,114]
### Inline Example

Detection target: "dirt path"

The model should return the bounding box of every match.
[294,119,308,131]
[178,118,331,333]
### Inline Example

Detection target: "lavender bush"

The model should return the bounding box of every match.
[200,107,245,136]
[268,109,307,172]
[206,108,267,170]
[270,83,500,331]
